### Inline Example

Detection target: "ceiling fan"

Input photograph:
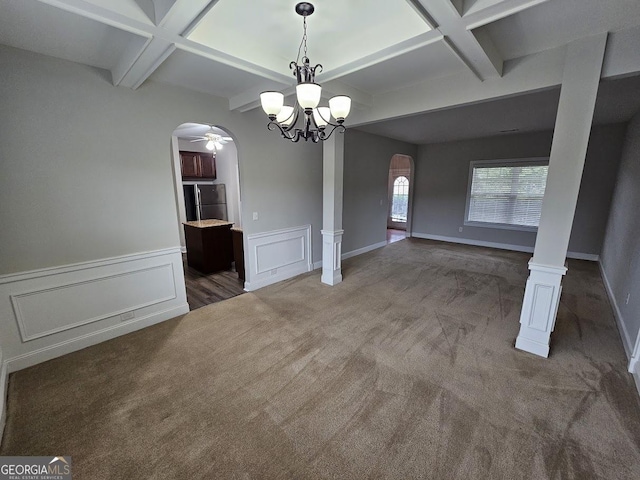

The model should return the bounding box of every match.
[188,129,232,152]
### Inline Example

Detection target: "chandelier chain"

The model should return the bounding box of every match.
[296,16,308,64]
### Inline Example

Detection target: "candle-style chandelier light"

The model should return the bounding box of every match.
[259,2,352,143]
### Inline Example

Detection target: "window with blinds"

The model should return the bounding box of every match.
[465,159,549,230]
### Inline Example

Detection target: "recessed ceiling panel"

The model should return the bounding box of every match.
[149,49,273,98]
[0,0,148,70]
[188,0,430,75]
[339,41,467,95]
[480,0,640,60]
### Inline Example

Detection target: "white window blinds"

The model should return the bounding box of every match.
[467,162,549,228]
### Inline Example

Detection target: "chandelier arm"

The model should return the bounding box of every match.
[318,124,346,141]
[267,121,297,141]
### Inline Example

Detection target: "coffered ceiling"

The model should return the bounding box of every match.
[2,0,640,141]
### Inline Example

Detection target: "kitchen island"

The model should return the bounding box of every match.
[183,219,234,274]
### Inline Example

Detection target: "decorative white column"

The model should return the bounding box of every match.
[516,33,607,357]
[515,262,567,357]
[321,133,344,286]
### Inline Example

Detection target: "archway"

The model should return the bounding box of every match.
[387,154,415,243]
[169,122,245,310]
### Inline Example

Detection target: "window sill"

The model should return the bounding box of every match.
[463,221,538,233]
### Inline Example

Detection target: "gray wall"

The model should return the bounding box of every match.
[601,113,640,345]
[412,124,626,255]
[343,130,417,254]
[0,45,323,274]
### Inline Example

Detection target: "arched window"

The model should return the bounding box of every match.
[391,176,409,222]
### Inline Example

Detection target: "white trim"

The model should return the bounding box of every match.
[411,233,599,261]
[599,260,633,358]
[0,248,188,373]
[5,304,189,373]
[247,225,312,241]
[11,263,177,342]
[342,241,388,261]
[244,225,313,291]
[597,261,639,394]
[0,247,182,284]
[528,260,567,276]
[0,348,7,447]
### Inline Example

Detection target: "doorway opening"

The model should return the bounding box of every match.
[170,122,245,310]
[387,154,415,244]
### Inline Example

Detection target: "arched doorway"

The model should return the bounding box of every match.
[170,122,245,310]
[387,154,415,243]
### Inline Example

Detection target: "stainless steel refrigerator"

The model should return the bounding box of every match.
[184,184,228,221]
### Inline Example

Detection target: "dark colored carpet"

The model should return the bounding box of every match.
[2,239,640,479]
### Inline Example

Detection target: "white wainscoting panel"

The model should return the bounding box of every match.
[0,248,189,373]
[244,225,313,291]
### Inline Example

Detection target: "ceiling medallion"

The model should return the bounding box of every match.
[259,2,352,143]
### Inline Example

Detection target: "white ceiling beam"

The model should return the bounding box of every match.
[157,0,211,31]
[116,38,176,89]
[176,40,292,85]
[321,80,373,109]
[406,0,503,80]
[317,31,444,84]
[36,0,288,92]
[347,43,566,127]
[36,0,154,36]
[463,0,550,30]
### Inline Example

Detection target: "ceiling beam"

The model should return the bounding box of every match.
[35,0,291,92]
[347,43,566,127]
[317,31,444,83]
[116,38,176,89]
[463,0,550,30]
[406,0,503,80]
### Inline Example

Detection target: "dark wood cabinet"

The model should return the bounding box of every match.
[183,220,233,274]
[179,151,216,180]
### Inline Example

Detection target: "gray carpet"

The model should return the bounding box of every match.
[2,239,640,479]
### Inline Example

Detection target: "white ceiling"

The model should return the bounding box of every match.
[2,0,640,140]
[356,74,640,144]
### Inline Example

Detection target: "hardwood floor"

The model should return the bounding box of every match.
[387,228,406,244]
[182,254,245,310]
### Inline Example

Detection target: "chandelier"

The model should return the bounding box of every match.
[259,2,352,143]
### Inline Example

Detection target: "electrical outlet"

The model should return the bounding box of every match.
[121,311,135,321]
[253,212,259,221]
[626,293,631,305]
[459,227,463,233]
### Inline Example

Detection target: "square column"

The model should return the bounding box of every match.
[516,33,607,357]
[322,133,345,286]
[321,229,344,285]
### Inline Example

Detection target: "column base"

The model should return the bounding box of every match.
[321,229,344,286]
[515,260,567,358]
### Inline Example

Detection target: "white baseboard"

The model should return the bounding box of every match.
[411,233,599,261]
[0,248,188,373]
[6,304,189,373]
[0,348,7,447]
[632,361,640,397]
[311,240,388,272]
[342,241,388,261]
[599,261,634,360]
[244,225,313,292]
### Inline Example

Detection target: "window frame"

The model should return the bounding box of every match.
[464,157,550,232]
